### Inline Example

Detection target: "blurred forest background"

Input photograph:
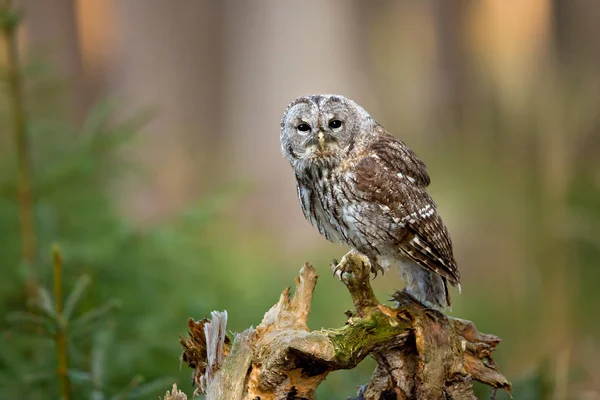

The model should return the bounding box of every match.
[1,0,599,399]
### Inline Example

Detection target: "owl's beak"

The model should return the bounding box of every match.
[317,130,326,151]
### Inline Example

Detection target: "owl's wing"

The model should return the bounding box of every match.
[352,148,460,286]
[366,127,431,187]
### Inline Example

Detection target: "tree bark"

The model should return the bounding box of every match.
[178,253,511,399]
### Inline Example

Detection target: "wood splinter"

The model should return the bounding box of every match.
[177,255,511,400]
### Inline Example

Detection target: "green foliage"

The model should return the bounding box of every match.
[0,45,249,398]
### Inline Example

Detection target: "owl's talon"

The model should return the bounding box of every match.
[370,264,385,279]
[332,258,352,279]
[331,259,340,277]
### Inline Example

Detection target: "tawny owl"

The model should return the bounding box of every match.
[280,94,461,309]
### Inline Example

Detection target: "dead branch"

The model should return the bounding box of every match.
[162,384,188,400]
[178,257,511,399]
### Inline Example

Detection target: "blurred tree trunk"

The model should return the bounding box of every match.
[431,0,468,134]
[220,0,370,248]
[551,0,600,67]
[17,0,89,124]
[109,0,224,222]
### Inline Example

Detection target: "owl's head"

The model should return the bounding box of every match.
[280,94,374,171]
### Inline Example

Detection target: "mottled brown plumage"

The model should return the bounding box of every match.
[280,94,460,309]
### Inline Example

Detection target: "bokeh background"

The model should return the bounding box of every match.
[1,0,599,399]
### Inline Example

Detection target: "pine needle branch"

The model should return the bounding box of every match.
[53,245,72,400]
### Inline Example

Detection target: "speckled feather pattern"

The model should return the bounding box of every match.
[280,94,460,309]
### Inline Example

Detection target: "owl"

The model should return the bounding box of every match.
[280,94,460,309]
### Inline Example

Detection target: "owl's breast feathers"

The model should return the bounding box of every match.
[295,166,350,245]
[337,132,460,287]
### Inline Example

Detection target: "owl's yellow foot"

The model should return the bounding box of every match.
[331,250,382,280]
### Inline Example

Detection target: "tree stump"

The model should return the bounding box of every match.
[178,253,511,399]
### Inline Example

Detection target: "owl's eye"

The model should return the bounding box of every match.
[297,123,311,133]
[329,119,342,130]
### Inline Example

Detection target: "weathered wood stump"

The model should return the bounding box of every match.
[177,253,511,399]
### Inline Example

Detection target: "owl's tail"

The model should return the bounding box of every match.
[398,261,452,310]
